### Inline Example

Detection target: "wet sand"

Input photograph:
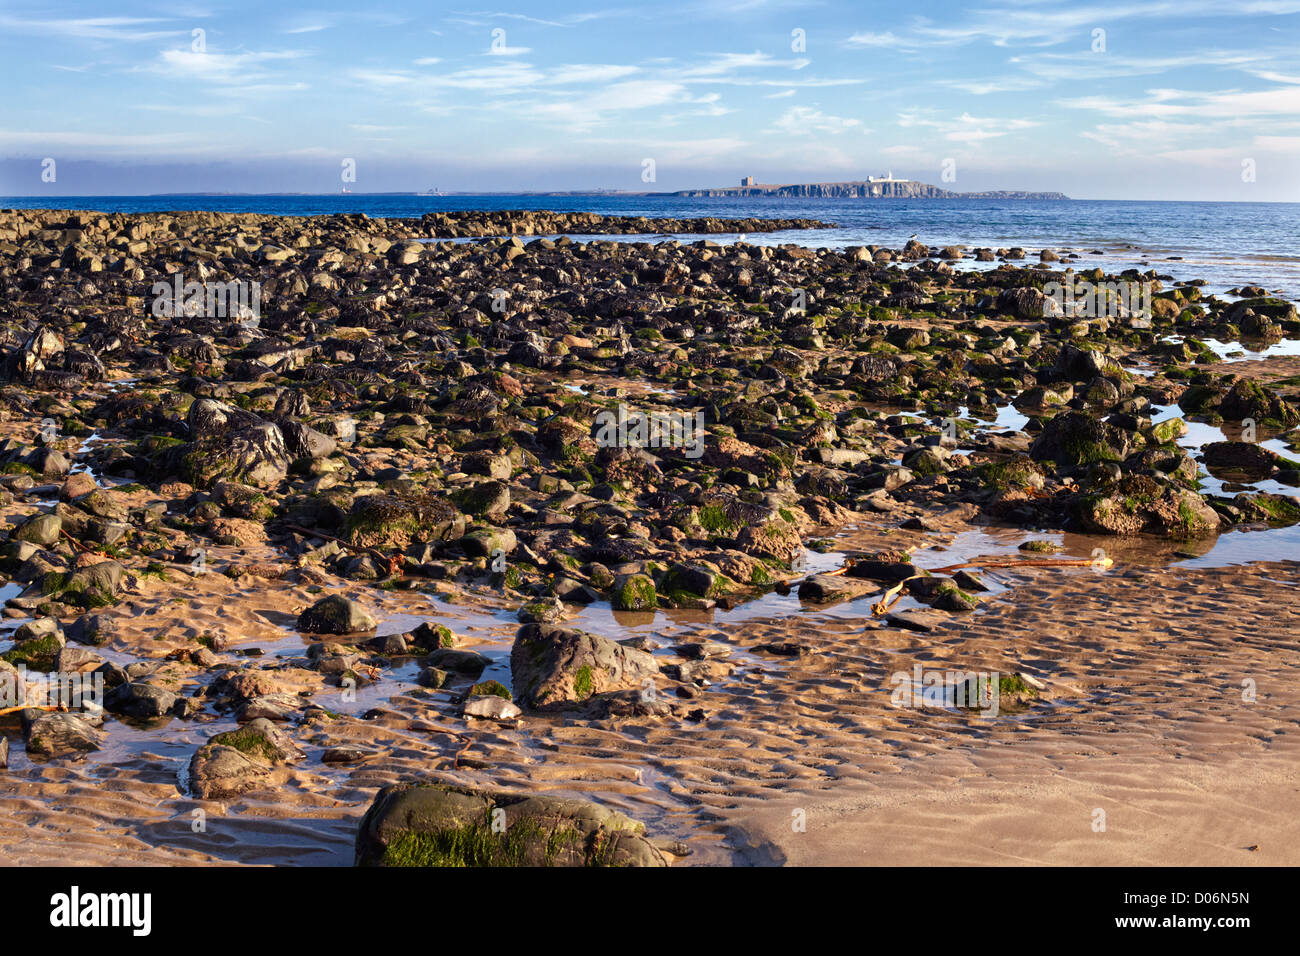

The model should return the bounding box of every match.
[4,496,1297,866]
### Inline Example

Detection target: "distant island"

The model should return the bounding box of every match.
[118,180,1068,200]
[672,174,1068,200]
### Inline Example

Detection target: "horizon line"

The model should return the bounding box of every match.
[2,193,1297,205]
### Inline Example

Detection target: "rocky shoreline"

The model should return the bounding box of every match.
[0,208,1297,865]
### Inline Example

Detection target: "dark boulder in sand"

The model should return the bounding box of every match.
[22,710,104,758]
[187,719,301,800]
[510,623,658,711]
[297,595,377,635]
[355,783,667,866]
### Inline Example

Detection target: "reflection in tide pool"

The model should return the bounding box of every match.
[957,404,1031,434]
[1197,337,1300,362]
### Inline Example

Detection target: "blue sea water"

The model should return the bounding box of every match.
[3,194,1297,299]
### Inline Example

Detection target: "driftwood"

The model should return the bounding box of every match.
[0,703,65,718]
[928,556,1113,574]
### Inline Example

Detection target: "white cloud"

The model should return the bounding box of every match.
[770,106,863,135]
[678,52,810,78]
[845,31,904,48]
[943,77,1044,95]
[1059,84,1300,120]
[0,15,183,42]
[527,80,689,129]
[150,49,309,86]
[541,64,640,85]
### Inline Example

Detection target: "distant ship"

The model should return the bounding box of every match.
[418,187,444,196]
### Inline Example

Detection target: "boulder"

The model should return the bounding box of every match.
[187,745,271,800]
[1219,380,1299,428]
[510,623,658,710]
[1201,441,1279,480]
[1029,411,1130,466]
[797,573,853,603]
[105,681,179,719]
[1074,475,1219,538]
[354,783,667,867]
[346,494,464,550]
[997,286,1060,320]
[23,710,104,757]
[297,595,377,635]
[12,513,61,547]
[424,648,490,676]
[610,572,656,611]
[186,718,301,799]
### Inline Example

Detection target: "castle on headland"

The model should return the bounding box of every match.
[687,174,1067,200]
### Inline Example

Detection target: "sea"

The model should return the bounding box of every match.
[3,194,1297,300]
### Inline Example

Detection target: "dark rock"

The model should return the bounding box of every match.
[297,595,377,634]
[354,783,667,867]
[510,623,658,710]
[23,711,104,757]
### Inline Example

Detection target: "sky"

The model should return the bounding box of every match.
[1,1,1297,200]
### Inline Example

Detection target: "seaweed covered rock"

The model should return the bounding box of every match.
[1029,411,1131,467]
[180,397,291,488]
[1219,380,1300,428]
[186,718,301,799]
[610,572,656,611]
[183,424,290,489]
[346,494,465,550]
[1225,296,1297,327]
[450,480,510,520]
[1050,344,1124,383]
[510,623,658,711]
[354,783,667,867]
[1073,475,1219,538]
[36,560,124,610]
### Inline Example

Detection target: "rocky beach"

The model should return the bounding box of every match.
[0,206,1297,866]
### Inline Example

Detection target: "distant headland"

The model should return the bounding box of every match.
[671,173,1068,200]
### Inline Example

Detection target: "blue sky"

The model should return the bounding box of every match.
[1,1,1297,199]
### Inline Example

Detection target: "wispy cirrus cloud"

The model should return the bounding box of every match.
[897,109,1040,142]
[144,48,310,89]
[1059,84,1300,120]
[0,14,185,42]
[845,31,907,48]
[769,106,865,135]
[677,51,809,78]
